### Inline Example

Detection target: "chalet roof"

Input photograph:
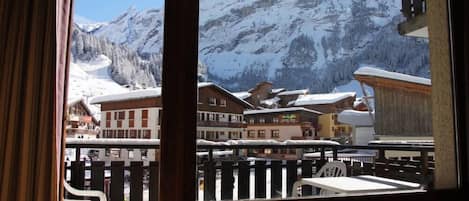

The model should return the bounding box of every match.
[277,89,309,96]
[271,88,286,94]
[354,67,431,86]
[260,96,280,106]
[232,91,252,100]
[90,82,254,109]
[291,92,356,106]
[243,107,323,115]
[66,98,99,124]
[90,87,162,104]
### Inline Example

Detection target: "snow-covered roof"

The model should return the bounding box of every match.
[260,97,280,106]
[277,89,309,96]
[198,82,254,108]
[232,91,252,100]
[338,109,374,126]
[271,88,286,94]
[292,92,357,106]
[90,87,162,104]
[244,107,323,115]
[354,67,431,86]
[90,82,253,108]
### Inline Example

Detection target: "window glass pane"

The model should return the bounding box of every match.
[67,1,165,201]
[198,0,435,200]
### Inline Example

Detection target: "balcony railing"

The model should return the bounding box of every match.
[401,0,426,20]
[65,139,434,201]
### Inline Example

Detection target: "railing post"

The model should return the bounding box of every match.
[320,147,325,161]
[301,160,313,196]
[70,161,85,200]
[131,161,143,201]
[237,161,250,200]
[221,161,234,200]
[286,160,297,197]
[254,161,266,198]
[90,161,105,201]
[332,147,338,161]
[111,161,125,201]
[203,161,216,201]
[378,149,386,162]
[149,161,159,201]
[271,160,282,198]
[421,151,429,185]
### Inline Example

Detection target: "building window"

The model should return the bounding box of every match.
[208,97,216,106]
[129,110,135,128]
[258,130,266,138]
[220,99,226,107]
[143,130,151,139]
[142,110,148,128]
[117,120,122,128]
[130,130,137,138]
[105,112,111,128]
[248,130,256,138]
[249,118,255,124]
[271,130,280,138]
[118,111,125,120]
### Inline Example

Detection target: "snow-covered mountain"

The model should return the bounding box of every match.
[72,0,429,93]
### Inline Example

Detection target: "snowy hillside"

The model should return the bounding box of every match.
[72,0,429,93]
[68,55,129,119]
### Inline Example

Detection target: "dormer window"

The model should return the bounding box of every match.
[209,97,217,106]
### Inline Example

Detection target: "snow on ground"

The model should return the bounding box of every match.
[68,55,129,119]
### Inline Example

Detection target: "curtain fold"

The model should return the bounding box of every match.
[0,0,72,200]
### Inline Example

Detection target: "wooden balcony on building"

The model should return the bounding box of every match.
[398,0,428,38]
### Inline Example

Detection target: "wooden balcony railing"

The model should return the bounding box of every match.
[401,0,426,19]
[65,139,434,201]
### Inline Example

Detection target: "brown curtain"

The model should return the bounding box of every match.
[0,0,72,200]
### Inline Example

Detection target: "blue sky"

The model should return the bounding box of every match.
[75,0,164,22]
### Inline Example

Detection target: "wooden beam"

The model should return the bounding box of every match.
[158,0,199,201]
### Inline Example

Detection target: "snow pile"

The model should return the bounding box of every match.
[277,89,309,96]
[354,67,431,86]
[283,140,340,146]
[271,88,286,94]
[226,139,283,145]
[292,92,357,106]
[90,87,162,104]
[244,107,322,115]
[197,139,229,146]
[232,91,252,100]
[260,97,280,107]
[66,138,160,146]
[338,110,374,126]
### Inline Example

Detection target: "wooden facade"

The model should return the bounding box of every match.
[245,81,273,108]
[66,99,99,138]
[244,108,322,141]
[355,74,432,137]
